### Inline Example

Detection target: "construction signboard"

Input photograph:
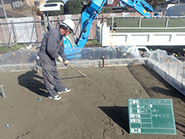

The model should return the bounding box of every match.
[128,99,176,135]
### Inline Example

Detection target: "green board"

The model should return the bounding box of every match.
[128,99,176,135]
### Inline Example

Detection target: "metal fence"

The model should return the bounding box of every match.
[0,12,165,47]
[106,16,185,32]
[0,14,98,46]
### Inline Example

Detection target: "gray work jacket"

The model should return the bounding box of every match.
[38,28,66,66]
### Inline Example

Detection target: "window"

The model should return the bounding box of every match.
[34,1,40,6]
[12,0,23,8]
[44,4,58,7]
[107,0,114,5]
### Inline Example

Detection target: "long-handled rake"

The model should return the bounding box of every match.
[68,64,87,77]
[63,62,87,77]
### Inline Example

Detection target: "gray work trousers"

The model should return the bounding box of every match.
[41,61,66,97]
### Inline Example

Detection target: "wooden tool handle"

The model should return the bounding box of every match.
[68,64,87,77]
[62,61,87,77]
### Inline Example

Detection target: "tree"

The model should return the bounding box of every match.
[102,7,113,13]
[65,0,84,14]
[145,0,166,8]
[46,0,65,16]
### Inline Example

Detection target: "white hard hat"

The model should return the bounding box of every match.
[60,19,75,31]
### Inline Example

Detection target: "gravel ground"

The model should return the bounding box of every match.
[0,65,184,139]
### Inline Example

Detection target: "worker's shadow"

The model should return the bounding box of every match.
[17,70,48,97]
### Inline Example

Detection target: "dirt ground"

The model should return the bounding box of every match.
[0,65,184,139]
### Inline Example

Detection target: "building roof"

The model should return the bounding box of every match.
[0,0,13,5]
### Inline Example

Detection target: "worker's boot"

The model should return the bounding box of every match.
[58,88,71,94]
[48,95,61,100]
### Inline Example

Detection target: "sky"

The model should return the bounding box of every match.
[63,0,68,3]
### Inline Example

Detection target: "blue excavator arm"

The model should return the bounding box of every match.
[40,0,158,58]
[119,0,160,18]
[63,0,106,59]
[64,0,159,59]
[77,0,105,47]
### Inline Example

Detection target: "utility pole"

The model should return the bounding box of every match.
[1,0,7,19]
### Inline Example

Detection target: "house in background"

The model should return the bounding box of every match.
[156,0,185,16]
[0,0,126,18]
[0,0,46,18]
[104,0,136,13]
[0,0,173,18]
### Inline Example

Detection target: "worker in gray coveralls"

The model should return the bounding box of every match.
[37,19,75,100]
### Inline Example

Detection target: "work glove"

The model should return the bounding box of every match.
[63,60,70,66]
[57,56,63,63]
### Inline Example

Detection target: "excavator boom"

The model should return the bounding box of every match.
[120,0,160,18]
